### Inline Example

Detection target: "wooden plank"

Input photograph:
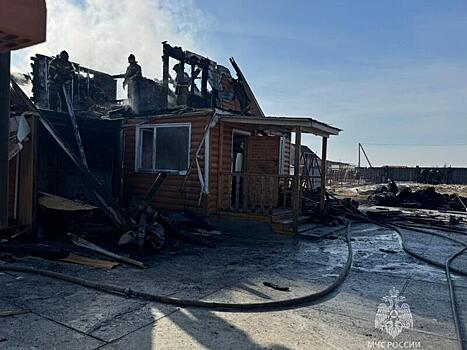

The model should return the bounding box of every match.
[60,253,120,269]
[69,233,144,268]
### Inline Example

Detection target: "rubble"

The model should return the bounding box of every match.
[68,233,145,268]
[302,187,359,226]
[368,180,467,211]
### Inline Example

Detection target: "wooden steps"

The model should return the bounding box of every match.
[271,209,314,235]
[220,208,317,235]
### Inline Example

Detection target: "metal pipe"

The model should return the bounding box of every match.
[0,52,11,229]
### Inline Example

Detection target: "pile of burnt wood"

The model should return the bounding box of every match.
[368,181,467,211]
[302,188,360,225]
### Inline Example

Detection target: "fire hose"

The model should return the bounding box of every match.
[0,222,354,312]
[334,204,467,350]
[0,217,465,347]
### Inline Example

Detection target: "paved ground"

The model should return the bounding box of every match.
[0,217,466,349]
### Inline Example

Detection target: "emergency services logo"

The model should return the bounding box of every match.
[375,287,413,338]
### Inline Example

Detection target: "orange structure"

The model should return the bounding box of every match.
[0,0,47,52]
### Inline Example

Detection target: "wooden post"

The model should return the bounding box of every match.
[201,65,208,99]
[162,53,169,108]
[216,122,224,212]
[320,136,328,210]
[190,64,195,95]
[17,113,38,227]
[0,52,10,229]
[293,128,301,233]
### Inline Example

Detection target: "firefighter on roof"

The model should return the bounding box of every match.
[48,50,74,111]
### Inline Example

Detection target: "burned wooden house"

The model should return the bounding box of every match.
[9,42,340,235]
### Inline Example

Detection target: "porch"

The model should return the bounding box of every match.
[214,115,341,233]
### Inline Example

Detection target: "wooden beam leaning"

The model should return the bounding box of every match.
[62,85,88,169]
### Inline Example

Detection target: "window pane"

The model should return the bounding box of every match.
[155,126,189,171]
[140,129,154,169]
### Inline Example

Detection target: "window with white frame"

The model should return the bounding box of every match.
[135,123,191,175]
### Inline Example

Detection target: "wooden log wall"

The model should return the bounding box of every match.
[124,112,293,216]
[123,111,211,215]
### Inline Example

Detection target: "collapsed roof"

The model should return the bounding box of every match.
[28,42,266,119]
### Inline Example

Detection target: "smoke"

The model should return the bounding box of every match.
[11,0,211,79]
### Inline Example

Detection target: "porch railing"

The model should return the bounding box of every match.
[219,172,319,214]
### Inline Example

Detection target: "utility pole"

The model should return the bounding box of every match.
[0,52,10,229]
[360,143,373,168]
[358,143,361,168]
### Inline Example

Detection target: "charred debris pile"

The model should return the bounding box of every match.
[1,171,219,269]
[3,41,261,268]
[368,181,467,211]
[301,181,467,235]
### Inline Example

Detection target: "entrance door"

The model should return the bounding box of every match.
[246,136,281,209]
[231,132,249,207]
[246,136,280,174]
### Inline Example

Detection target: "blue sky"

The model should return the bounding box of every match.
[14,0,467,166]
[191,0,467,166]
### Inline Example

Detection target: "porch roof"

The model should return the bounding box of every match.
[217,114,341,137]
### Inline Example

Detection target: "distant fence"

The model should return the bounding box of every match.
[357,167,467,185]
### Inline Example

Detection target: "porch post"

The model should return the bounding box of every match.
[0,52,10,229]
[320,136,328,210]
[293,128,301,233]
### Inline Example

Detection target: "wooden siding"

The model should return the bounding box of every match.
[124,113,293,216]
[123,111,211,215]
